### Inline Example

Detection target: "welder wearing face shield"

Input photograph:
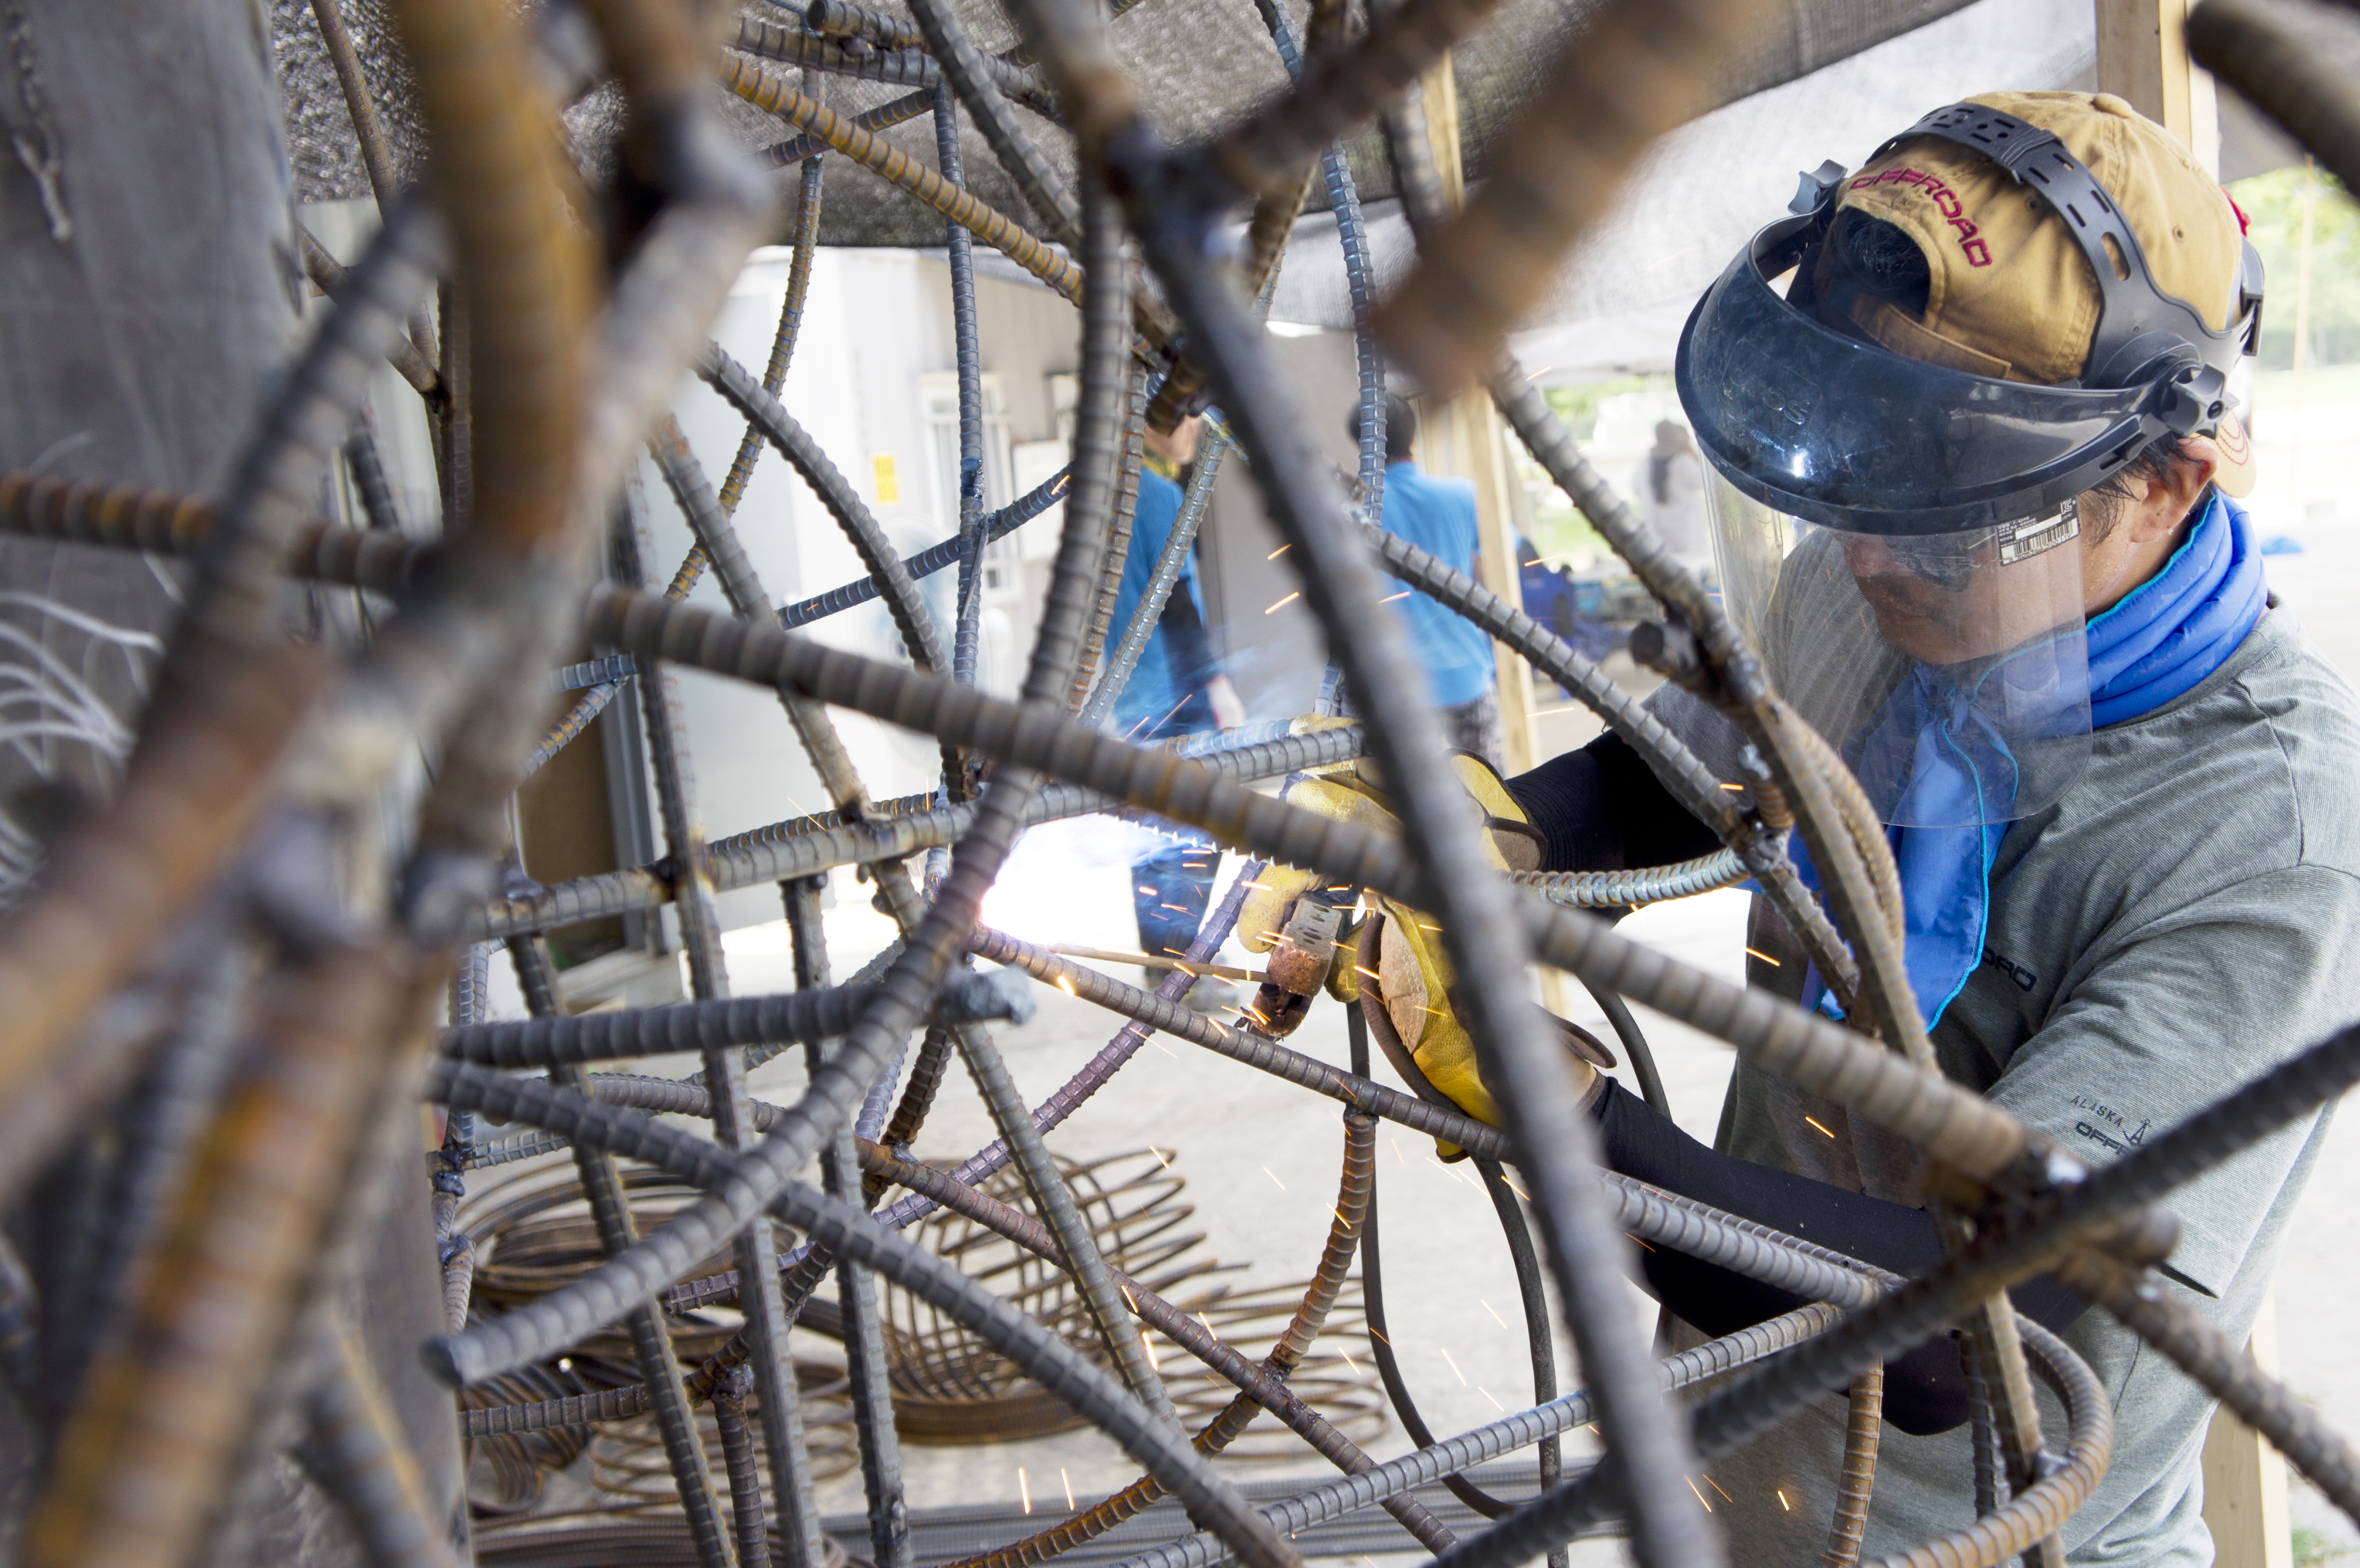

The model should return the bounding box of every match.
[1251,93,2360,1563]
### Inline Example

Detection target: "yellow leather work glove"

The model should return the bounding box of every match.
[1331,752,1613,1156]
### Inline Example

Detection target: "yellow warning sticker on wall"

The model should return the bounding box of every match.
[871,453,900,504]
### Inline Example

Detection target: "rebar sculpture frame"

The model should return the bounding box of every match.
[2,0,2358,1565]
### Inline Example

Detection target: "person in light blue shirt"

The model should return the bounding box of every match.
[1351,393,1503,768]
[1103,415,1243,977]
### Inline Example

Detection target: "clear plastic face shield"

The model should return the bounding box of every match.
[1706,474,2093,829]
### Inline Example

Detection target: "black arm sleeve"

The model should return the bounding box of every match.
[1157,585,1218,693]
[1592,1079,2088,1436]
[1502,731,1723,874]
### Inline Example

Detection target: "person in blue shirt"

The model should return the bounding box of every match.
[1104,414,1243,976]
[1351,393,1504,768]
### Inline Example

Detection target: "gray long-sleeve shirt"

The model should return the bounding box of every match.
[1655,602,2360,1564]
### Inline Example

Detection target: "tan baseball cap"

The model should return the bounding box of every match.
[1827,89,2255,496]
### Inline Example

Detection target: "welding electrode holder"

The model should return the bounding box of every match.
[1246,881,1360,1038]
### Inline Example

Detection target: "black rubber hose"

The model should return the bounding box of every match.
[1581,978,1669,1119]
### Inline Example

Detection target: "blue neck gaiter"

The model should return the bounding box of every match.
[1796,493,2265,1027]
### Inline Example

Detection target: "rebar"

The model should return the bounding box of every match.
[17,2,2358,1564]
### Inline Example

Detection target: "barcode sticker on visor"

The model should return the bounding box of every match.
[1996,499,2081,566]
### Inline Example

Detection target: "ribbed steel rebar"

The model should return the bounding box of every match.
[431,1060,1301,1568]
[581,583,2033,1182]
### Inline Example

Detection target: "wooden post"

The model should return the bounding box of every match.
[1413,58,1538,774]
[2200,1286,2293,1568]
[2094,0,2222,174]
[2094,7,2266,1553]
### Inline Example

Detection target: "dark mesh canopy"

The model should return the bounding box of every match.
[273,0,1982,249]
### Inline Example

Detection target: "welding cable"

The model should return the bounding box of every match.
[299,1329,464,1568]
[1576,976,1668,1118]
[439,971,1026,1068]
[911,0,1082,248]
[700,344,946,675]
[1352,976,1561,1526]
[1373,0,1743,395]
[1110,1302,1845,1568]
[433,1060,1302,1568]
[473,726,1364,941]
[722,52,1081,304]
[580,584,2032,1185]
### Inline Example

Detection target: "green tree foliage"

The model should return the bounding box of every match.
[2227,164,2360,370]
